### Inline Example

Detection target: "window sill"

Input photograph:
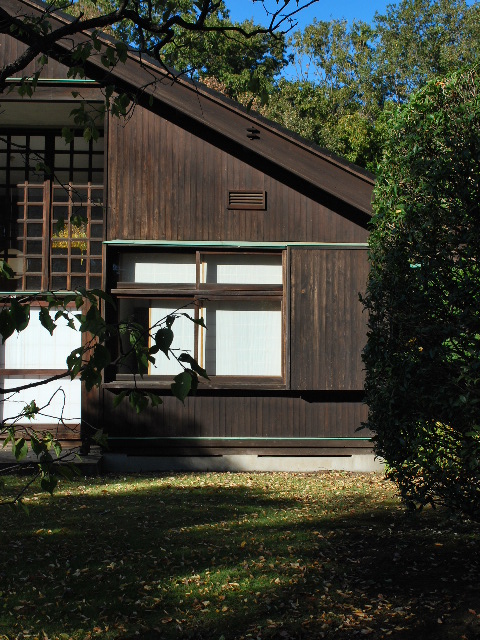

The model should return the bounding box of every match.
[103,376,286,391]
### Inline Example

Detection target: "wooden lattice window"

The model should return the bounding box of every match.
[0,130,104,291]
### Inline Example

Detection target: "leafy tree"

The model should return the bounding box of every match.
[262,0,480,170]
[51,0,291,102]
[0,286,208,505]
[362,66,480,520]
[375,0,480,103]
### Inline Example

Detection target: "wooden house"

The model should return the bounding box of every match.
[0,0,378,471]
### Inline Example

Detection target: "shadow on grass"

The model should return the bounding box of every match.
[1,475,479,640]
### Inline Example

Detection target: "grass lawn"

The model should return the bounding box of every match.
[0,472,479,640]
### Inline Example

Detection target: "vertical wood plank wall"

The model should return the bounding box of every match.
[0,34,373,454]
[102,391,370,454]
[107,107,369,244]
[0,35,71,78]
[289,248,369,391]
[105,107,372,454]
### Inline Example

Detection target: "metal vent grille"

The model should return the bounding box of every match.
[228,190,266,210]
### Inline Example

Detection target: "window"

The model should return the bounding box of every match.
[0,308,81,425]
[110,250,284,385]
[0,130,104,291]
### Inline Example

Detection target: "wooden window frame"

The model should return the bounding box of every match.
[107,249,286,390]
[0,128,104,292]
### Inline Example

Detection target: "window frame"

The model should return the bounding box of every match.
[0,128,104,292]
[107,248,287,390]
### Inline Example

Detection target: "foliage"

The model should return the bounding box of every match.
[261,0,480,170]
[0,286,207,504]
[362,66,480,520]
[1,472,479,639]
[52,0,290,102]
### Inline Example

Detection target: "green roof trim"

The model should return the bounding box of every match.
[104,240,368,249]
[107,436,371,441]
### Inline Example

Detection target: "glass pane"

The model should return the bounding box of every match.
[91,138,104,152]
[52,243,68,256]
[26,223,43,237]
[71,258,87,273]
[71,276,86,289]
[149,302,196,375]
[92,154,104,169]
[54,153,70,169]
[73,154,89,169]
[55,136,70,151]
[27,188,43,202]
[91,223,103,238]
[26,258,42,272]
[1,377,81,425]
[52,258,68,273]
[74,137,90,152]
[202,300,282,376]
[91,207,104,221]
[54,170,70,184]
[26,172,44,185]
[51,188,70,202]
[9,152,24,168]
[203,254,282,285]
[120,253,196,284]
[26,240,42,254]
[3,308,80,369]
[29,136,45,151]
[10,169,26,185]
[90,242,102,255]
[25,276,41,290]
[71,170,89,184]
[71,187,88,203]
[51,276,67,290]
[90,258,102,273]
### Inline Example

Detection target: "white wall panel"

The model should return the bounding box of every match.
[3,310,79,370]
[1,377,81,425]
[0,309,82,425]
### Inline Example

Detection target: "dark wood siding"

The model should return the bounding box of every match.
[102,390,370,454]
[107,106,370,244]
[0,34,71,79]
[289,247,369,391]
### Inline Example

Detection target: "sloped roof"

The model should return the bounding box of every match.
[0,0,375,214]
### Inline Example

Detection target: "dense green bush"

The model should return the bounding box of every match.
[362,66,480,520]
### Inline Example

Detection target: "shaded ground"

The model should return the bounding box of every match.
[0,472,479,639]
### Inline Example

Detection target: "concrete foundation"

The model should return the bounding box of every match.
[102,453,384,473]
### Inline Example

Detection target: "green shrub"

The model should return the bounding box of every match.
[363,66,480,520]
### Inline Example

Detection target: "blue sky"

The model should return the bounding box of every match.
[227,1,393,80]
[227,1,392,32]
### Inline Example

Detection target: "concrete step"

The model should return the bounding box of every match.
[0,446,102,476]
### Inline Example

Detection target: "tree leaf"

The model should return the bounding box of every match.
[39,307,55,335]
[155,327,174,358]
[171,371,193,403]
[178,353,209,379]
[13,438,28,461]
[113,390,128,408]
